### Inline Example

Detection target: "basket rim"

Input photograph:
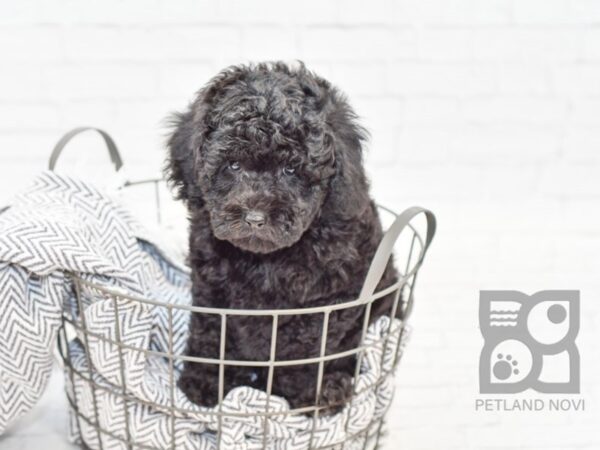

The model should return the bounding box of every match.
[70,203,427,316]
[72,272,412,317]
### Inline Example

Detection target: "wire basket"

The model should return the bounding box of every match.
[51,128,436,450]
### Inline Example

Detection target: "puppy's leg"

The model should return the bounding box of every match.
[272,364,353,415]
[178,313,222,407]
[272,365,319,411]
[319,370,354,414]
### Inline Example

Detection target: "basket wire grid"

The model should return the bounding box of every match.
[51,128,436,450]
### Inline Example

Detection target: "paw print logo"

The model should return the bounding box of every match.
[493,354,519,380]
[479,290,579,394]
[486,339,531,385]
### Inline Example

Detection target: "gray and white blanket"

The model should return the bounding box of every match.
[0,171,407,449]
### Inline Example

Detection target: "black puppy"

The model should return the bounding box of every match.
[166,61,397,412]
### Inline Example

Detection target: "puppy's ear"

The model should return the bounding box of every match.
[322,91,371,219]
[165,64,250,207]
[165,108,200,205]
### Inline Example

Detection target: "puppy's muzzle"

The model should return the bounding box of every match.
[244,210,266,229]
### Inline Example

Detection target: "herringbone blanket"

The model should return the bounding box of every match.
[0,171,406,449]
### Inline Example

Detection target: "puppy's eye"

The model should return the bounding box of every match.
[229,161,241,171]
[283,166,295,176]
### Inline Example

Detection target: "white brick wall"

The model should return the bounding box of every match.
[1,1,599,449]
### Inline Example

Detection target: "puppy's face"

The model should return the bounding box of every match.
[167,62,369,254]
[199,111,332,254]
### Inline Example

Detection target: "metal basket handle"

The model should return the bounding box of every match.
[358,206,436,317]
[48,127,124,172]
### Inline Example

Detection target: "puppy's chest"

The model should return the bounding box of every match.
[223,259,336,309]
[196,250,359,310]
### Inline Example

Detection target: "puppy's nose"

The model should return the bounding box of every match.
[244,210,266,228]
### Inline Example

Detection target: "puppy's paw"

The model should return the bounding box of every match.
[318,371,353,415]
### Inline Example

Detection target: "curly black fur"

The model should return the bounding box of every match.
[165,61,397,413]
